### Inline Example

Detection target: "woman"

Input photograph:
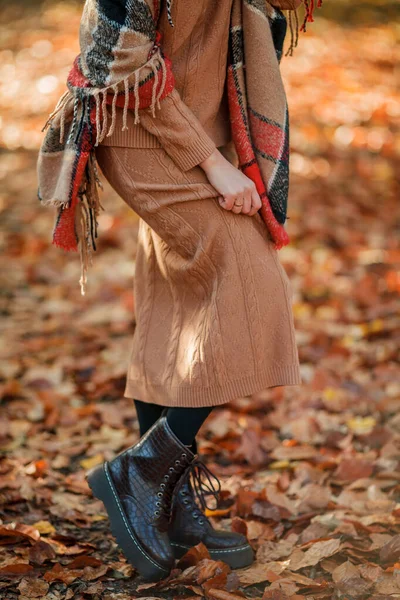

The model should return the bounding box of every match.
[38,0,308,583]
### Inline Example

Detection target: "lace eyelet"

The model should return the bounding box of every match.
[198,519,204,525]
[160,483,165,489]
[154,510,160,517]
[157,492,162,498]
[193,514,198,519]
[181,453,187,459]
[183,499,189,504]
[156,501,161,507]
[175,460,180,466]
[169,467,175,473]
[164,475,169,481]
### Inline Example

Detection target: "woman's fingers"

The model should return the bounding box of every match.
[218,195,235,210]
[248,186,262,216]
[218,183,261,216]
[231,196,244,214]
[241,187,253,215]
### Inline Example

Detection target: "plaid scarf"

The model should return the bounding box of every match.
[37,0,321,295]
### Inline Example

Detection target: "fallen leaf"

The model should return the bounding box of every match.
[291,538,341,570]
[17,578,49,598]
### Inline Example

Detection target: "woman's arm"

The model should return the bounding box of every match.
[137,88,217,173]
[78,0,216,171]
[78,0,261,214]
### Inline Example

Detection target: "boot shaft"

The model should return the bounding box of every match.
[108,416,194,525]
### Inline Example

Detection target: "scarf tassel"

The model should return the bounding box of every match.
[299,0,323,33]
[47,53,168,295]
[285,0,323,55]
[75,152,104,296]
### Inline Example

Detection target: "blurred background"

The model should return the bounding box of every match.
[0,1,400,598]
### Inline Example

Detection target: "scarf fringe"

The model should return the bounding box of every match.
[285,0,323,56]
[76,152,104,296]
[42,53,168,147]
[41,52,168,295]
[300,0,323,31]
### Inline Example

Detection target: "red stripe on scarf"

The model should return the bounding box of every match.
[227,68,289,249]
[249,112,287,162]
[52,148,90,252]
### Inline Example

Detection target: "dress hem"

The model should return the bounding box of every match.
[123,363,302,407]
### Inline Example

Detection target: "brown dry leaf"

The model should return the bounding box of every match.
[0,523,40,543]
[268,578,299,597]
[234,429,266,466]
[230,517,248,537]
[331,560,372,596]
[43,564,82,585]
[262,589,290,600]
[379,534,400,565]
[270,445,319,461]
[43,563,108,584]
[0,564,34,575]
[84,580,104,595]
[176,542,211,570]
[207,589,246,600]
[234,489,260,518]
[374,573,400,594]
[358,563,383,582]
[290,538,341,570]
[195,559,230,586]
[257,539,295,563]
[66,555,103,569]
[45,539,91,556]
[237,561,287,586]
[296,483,331,512]
[17,578,49,598]
[334,458,374,482]
[28,540,57,565]
[265,485,297,515]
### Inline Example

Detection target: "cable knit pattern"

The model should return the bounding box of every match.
[95,143,302,407]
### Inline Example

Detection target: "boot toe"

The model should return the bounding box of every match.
[207,531,254,569]
[206,530,248,550]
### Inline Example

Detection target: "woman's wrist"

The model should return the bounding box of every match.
[199,148,223,172]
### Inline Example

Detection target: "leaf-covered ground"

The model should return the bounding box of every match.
[1,2,400,599]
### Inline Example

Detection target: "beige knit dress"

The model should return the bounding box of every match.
[94,0,302,407]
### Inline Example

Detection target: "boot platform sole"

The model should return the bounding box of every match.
[87,463,171,582]
[171,540,254,569]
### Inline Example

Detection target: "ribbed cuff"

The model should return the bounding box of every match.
[164,134,217,172]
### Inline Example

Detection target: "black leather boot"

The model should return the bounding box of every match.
[86,416,195,581]
[168,462,254,569]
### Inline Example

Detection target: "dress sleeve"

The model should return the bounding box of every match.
[137,88,217,172]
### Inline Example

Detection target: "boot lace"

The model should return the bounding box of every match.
[153,452,190,526]
[178,458,221,514]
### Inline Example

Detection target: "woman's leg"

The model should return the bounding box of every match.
[166,406,213,447]
[134,399,212,453]
[134,399,163,436]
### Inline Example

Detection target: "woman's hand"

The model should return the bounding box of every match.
[199,149,262,216]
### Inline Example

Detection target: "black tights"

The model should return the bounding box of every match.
[134,399,213,454]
